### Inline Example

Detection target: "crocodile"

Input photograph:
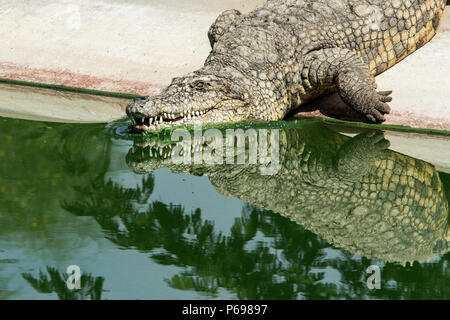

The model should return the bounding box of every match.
[126,0,447,131]
[126,123,449,264]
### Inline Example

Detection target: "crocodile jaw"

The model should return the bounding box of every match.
[126,97,219,131]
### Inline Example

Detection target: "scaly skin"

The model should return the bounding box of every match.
[127,0,446,131]
[126,123,449,264]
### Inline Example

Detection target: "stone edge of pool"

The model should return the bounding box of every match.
[1,80,449,175]
[1,79,450,136]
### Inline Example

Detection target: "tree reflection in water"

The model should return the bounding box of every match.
[22,267,104,300]
[62,172,449,299]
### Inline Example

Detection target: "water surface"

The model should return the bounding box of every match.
[0,116,448,300]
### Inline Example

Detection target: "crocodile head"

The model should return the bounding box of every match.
[126,72,250,132]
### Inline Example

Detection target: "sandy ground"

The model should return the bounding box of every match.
[0,0,264,95]
[0,0,449,130]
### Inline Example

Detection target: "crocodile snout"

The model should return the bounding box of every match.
[126,97,148,117]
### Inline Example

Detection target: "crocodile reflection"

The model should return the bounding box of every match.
[126,122,449,264]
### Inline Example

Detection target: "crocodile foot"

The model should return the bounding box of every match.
[364,90,393,123]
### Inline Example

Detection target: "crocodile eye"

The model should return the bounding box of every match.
[195,81,205,90]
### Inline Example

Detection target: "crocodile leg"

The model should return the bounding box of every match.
[302,48,392,123]
[334,131,391,179]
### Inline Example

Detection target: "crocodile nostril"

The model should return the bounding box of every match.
[128,97,147,110]
[133,97,147,106]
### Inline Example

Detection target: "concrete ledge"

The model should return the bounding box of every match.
[336,127,450,174]
[0,83,127,123]
[384,131,450,174]
[0,1,449,130]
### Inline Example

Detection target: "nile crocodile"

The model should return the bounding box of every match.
[126,123,449,264]
[126,0,447,131]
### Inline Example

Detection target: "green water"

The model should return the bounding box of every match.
[0,116,448,300]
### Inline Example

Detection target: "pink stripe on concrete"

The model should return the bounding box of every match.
[0,62,164,96]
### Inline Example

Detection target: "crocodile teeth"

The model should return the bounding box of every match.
[159,117,163,123]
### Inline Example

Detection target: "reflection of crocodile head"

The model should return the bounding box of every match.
[126,122,449,265]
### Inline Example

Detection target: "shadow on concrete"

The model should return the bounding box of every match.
[295,94,369,123]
